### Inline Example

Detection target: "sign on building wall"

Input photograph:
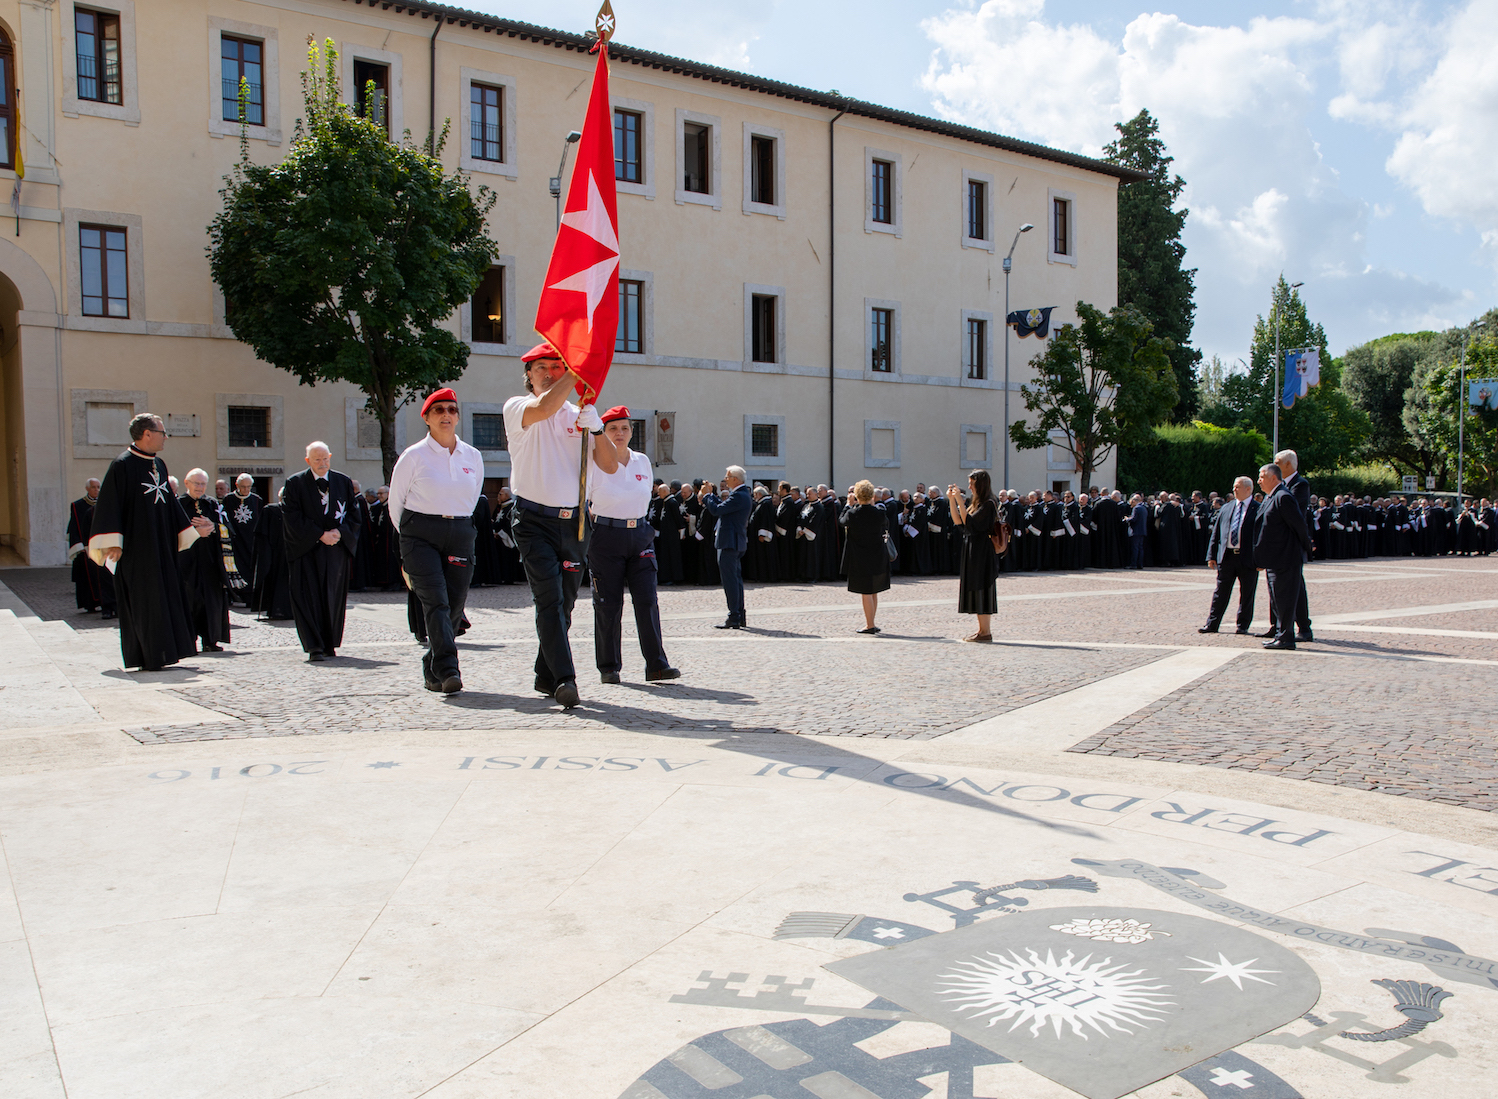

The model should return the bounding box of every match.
[164,413,200,437]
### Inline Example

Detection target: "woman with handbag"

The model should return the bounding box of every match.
[839,479,892,634]
[947,469,998,642]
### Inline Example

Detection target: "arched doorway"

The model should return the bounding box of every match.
[0,236,64,566]
[0,270,21,564]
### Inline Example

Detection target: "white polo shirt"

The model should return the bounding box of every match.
[502,395,590,507]
[387,432,485,530]
[588,450,653,520]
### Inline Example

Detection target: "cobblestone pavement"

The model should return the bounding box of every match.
[6,557,1496,809]
[1069,653,1498,810]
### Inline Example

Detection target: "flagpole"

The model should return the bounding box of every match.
[577,382,592,541]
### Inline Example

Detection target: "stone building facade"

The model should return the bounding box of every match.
[0,0,1133,564]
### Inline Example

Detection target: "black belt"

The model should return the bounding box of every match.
[594,515,648,528]
[516,496,581,519]
[404,510,470,522]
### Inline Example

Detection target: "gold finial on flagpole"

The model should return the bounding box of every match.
[595,1,616,42]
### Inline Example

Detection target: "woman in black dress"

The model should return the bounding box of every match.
[840,479,891,633]
[947,469,997,642]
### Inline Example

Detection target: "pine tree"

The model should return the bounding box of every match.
[1104,110,1200,421]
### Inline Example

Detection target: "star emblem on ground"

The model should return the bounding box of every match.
[1180,953,1279,990]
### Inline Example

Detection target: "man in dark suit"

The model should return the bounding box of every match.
[1199,476,1259,634]
[702,465,753,629]
[1127,494,1149,568]
[1253,463,1312,650]
[282,441,363,661]
[1266,449,1314,641]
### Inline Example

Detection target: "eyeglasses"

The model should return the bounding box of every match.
[428,404,459,415]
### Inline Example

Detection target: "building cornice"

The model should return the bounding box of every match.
[333,0,1149,183]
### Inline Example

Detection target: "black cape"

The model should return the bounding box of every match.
[67,495,115,611]
[177,494,231,647]
[282,469,363,653]
[88,449,196,670]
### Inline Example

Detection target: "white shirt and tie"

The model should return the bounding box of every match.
[1227,497,1247,551]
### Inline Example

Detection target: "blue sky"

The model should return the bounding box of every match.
[462,0,1497,367]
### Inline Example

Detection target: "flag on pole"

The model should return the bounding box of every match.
[1281,348,1321,408]
[10,90,23,237]
[533,23,619,407]
[1006,306,1055,339]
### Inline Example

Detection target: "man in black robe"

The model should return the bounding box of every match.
[348,482,375,591]
[177,469,231,652]
[679,482,703,584]
[797,489,825,582]
[1156,493,1184,566]
[741,486,772,582]
[67,477,116,617]
[494,487,524,582]
[774,483,800,581]
[652,483,684,584]
[220,474,263,606]
[87,413,207,671]
[470,492,499,587]
[282,441,362,661]
[253,493,294,620]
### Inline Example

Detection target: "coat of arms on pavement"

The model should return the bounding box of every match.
[625,865,1470,1099]
[824,905,1317,1099]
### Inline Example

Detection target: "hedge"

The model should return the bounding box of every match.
[1117,423,1272,497]
[1300,464,1401,500]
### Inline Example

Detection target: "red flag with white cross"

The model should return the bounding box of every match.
[534,7,619,407]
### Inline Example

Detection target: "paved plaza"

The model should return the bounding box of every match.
[1,557,1496,1098]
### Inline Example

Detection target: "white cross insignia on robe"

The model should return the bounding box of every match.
[141,466,171,503]
[334,500,347,524]
[233,502,253,525]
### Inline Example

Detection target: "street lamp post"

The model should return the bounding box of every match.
[1001,222,1033,491]
[549,130,583,229]
[1272,280,1304,455]
[1458,320,1487,504]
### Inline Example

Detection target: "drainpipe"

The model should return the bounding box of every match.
[428,17,442,154]
[828,104,844,487]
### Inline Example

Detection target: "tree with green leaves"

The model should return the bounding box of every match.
[1104,109,1200,421]
[1405,325,1498,495]
[1199,276,1367,474]
[208,39,497,480]
[1009,301,1177,493]
[1340,332,1436,477]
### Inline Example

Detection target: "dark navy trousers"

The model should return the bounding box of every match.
[588,522,670,674]
[399,513,476,682]
[513,507,590,687]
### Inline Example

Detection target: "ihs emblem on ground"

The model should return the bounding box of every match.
[624,864,1470,1099]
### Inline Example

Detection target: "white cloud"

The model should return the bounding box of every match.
[1366,3,1498,245]
[918,0,1481,360]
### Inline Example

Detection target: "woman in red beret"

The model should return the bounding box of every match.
[585,405,679,684]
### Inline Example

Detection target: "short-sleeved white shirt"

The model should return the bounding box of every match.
[588,450,653,520]
[387,432,485,530]
[502,395,589,507]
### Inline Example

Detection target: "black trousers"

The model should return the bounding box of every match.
[287,544,351,654]
[588,522,669,674]
[400,513,477,682]
[1265,565,1302,643]
[1204,549,1257,631]
[513,507,591,688]
[1268,553,1312,633]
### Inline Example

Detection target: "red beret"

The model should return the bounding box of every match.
[421,388,457,416]
[600,405,630,424]
[521,341,564,364]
